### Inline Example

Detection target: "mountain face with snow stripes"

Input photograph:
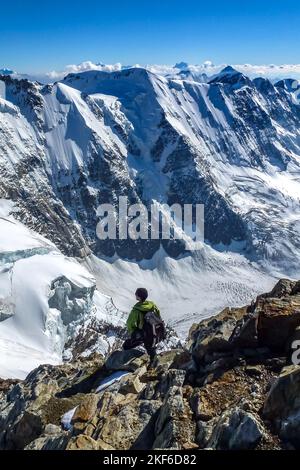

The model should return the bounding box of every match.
[1,66,300,271]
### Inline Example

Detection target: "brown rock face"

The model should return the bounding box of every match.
[256,295,300,351]
[72,394,99,431]
[190,306,247,361]
[67,435,100,450]
[259,279,296,300]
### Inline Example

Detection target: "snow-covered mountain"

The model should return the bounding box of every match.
[1,65,300,376]
[0,69,14,76]
[1,66,300,266]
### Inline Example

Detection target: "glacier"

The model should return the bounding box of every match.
[0,200,126,379]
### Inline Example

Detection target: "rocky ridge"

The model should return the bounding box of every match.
[1,278,300,450]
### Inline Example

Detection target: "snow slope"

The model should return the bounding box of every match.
[88,247,276,337]
[0,200,125,379]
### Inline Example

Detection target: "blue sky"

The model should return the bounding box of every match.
[1,0,299,72]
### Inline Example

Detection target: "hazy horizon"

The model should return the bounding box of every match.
[1,0,299,72]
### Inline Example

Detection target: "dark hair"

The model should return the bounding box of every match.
[135,288,148,302]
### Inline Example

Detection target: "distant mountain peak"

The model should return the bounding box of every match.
[275,78,300,92]
[220,65,238,74]
[0,68,14,76]
[174,62,189,70]
[208,65,249,85]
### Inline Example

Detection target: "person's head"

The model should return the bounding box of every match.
[135,288,148,302]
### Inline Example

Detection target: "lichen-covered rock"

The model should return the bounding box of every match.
[71,394,99,432]
[196,419,216,448]
[96,393,161,450]
[153,386,196,450]
[154,369,186,399]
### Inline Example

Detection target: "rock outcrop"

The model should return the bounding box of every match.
[2,279,300,450]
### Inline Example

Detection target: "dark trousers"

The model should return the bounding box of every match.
[123,329,157,360]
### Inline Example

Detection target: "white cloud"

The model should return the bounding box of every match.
[8,61,300,84]
[47,61,123,81]
[231,63,300,80]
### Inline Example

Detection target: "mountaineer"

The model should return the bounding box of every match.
[123,288,166,366]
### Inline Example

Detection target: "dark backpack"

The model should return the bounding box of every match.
[143,310,167,347]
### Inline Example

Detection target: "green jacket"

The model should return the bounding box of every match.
[126,300,161,334]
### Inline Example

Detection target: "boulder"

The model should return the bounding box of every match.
[291,281,300,296]
[105,349,147,372]
[118,375,146,395]
[140,381,159,401]
[190,307,247,363]
[256,296,300,350]
[169,350,192,370]
[25,433,69,450]
[230,315,258,349]
[44,423,62,435]
[257,279,296,301]
[207,407,264,450]
[264,365,300,421]
[71,394,99,432]
[6,411,44,450]
[151,350,181,370]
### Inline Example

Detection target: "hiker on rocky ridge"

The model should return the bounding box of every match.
[123,288,166,366]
